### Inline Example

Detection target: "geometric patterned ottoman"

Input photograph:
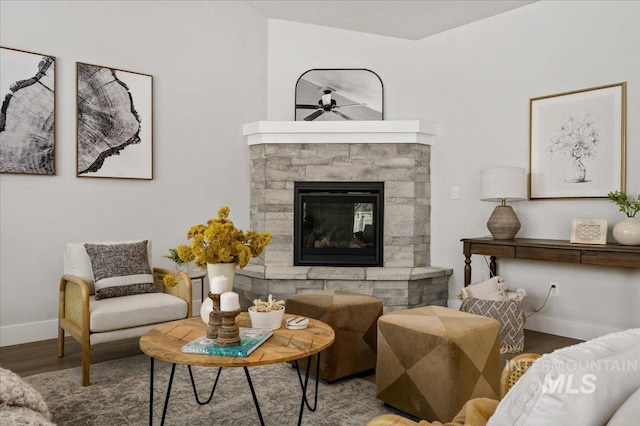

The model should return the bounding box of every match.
[376,305,500,422]
[285,290,383,382]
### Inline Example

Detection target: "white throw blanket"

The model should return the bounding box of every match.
[0,367,55,425]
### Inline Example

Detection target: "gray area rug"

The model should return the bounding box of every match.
[25,355,407,425]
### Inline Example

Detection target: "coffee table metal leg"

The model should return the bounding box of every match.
[148,354,323,426]
[294,353,321,412]
[188,365,223,405]
[243,367,265,426]
[149,357,154,426]
[160,363,177,426]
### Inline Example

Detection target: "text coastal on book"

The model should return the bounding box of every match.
[182,328,273,357]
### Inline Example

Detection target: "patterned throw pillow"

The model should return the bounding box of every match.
[84,240,156,300]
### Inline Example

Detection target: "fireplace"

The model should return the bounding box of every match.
[294,181,384,266]
[234,120,453,313]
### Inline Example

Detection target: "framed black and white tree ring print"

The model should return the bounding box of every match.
[529,82,626,200]
[76,62,153,180]
[0,46,56,175]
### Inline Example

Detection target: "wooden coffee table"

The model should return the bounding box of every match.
[140,313,335,426]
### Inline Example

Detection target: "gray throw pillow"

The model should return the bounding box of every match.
[84,240,156,300]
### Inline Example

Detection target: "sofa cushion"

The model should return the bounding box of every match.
[607,387,640,426]
[489,328,640,426]
[64,239,153,294]
[90,292,188,332]
[85,240,156,300]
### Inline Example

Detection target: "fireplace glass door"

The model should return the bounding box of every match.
[294,182,383,266]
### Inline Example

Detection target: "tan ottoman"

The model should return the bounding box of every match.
[285,290,383,382]
[376,306,500,422]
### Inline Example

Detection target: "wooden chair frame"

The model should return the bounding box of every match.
[500,353,542,397]
[58,267,192,386]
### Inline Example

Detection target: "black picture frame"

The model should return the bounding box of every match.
[295,68,383,121]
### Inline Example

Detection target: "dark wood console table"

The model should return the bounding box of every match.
[462,237,640,286]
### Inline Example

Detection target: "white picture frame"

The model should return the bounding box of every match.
[570,219,607,244]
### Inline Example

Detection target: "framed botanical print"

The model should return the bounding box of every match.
[529,82,626,199]
[0,46,56,175]
[76,62,153,180]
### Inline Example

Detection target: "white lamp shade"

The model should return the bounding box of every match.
[480,167,527,202]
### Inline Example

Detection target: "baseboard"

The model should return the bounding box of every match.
[524,314,624,341]
[447,299,623,341]
[0,319,59,347]
[1,298,206,347]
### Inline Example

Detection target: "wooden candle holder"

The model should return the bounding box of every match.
[206,293,222,340]
[216,309,241,346]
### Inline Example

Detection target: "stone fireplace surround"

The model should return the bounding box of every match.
[236,121,452,312]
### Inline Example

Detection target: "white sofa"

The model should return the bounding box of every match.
[489,328,640,425]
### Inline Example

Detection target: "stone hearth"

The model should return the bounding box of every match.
[236,121,452,312]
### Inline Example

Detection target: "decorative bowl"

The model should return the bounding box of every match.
[248,307,284,330]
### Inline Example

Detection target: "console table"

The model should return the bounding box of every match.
[462,237,640,286]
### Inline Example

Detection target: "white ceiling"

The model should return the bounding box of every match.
[244,0,536,40]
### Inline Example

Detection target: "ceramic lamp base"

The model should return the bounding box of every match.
[487,205,521,240]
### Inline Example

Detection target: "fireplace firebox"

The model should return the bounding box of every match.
[294,181,384,266]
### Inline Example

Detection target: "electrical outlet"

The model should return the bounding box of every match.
[550,282,559,297]
[451,186,459,200]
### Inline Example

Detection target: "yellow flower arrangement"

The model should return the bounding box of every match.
[163,206,270,287]
[180,205,270,267]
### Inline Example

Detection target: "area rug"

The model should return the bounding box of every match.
[25,355,408,425]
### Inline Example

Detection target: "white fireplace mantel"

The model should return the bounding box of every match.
[243,120,437,145]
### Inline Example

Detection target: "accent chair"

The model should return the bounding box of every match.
[57,240,192,386]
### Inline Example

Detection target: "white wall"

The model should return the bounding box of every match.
[0,1,268,346]
[266,1,640,340]
[2,0,637,346]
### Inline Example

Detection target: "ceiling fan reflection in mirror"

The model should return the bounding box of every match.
[294,69,384,121]
[296,88,365,121]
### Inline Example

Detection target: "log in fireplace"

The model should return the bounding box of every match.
[294,181,384,266]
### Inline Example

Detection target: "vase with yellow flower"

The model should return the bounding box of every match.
[164,206,271,323]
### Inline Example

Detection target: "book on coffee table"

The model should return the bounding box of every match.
[181,328,273,357]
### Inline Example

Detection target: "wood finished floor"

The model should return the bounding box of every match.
[0,329,582,379]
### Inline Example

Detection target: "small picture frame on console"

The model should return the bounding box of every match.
[570,219,607,244]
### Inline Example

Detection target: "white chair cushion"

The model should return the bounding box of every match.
[489,328,640,426]
[64,240,152,294]
[90,292,187,332]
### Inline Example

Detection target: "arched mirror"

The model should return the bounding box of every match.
[295,69,383,121]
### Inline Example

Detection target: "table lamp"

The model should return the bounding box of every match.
[480,167,526,240]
